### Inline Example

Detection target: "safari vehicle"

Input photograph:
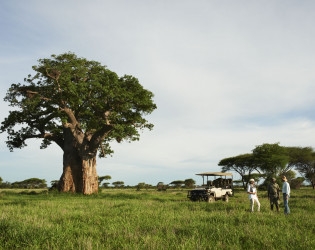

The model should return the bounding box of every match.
[187,172,233,202]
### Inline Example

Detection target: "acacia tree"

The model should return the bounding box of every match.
[98,175,111,187]
[287,147,315,189]
[1,53,156,194]
[170,180,184,189]
[112,181,124,188]
[252,143,290,178]
[12,178,47,189]
[218,153,258,190]
[184,178,196,188]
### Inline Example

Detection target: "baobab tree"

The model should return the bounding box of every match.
[1,52,156,194]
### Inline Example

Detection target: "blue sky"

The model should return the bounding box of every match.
[1,0,315,186]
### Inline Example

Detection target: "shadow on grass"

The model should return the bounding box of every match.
[0,200,28,206]
[18,190,48,195]
[100,193,150,200]
[291,195,315,199]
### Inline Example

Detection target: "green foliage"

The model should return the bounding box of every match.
[290,177,305,189]
[184,178,196,188]
[286,147,315,189]
[282,170,296,182]
[102,182,111,188]
[136,182,145,190]
[98,175,111,187]
[169,180,184,188]
[50,180,59,187]
[286,147,313,168]
[135,182,152,190]
[157,182,168,191]
[1,52,156,157]
[49,180,59,191]
[112,181,124,188]
[252,143,290,177]
[243,173,265,183]
[219,143,315,190]
[259,170,296,191]
[219,153,258,189]
[11,178,47,189]
[0,178,11,189]
[0,182,11,189]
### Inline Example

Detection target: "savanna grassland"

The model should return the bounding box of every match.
[0,188,314,249]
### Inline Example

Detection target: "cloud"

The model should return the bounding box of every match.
[1,1,315,185]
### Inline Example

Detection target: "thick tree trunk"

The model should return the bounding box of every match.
[58,148,98,194]
[241,177,246,190]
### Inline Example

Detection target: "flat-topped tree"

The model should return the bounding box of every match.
[252,143,290,177]
[1,52,156,194]
[219,153,258,190]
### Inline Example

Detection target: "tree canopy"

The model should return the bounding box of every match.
[112,181,124,188]
[98,175,111,186]
[11,178,47,189]
[0,52,157,194]
[184,178,196,188]
[287,147,315,189]
[218,153,257,189]
[219,143,315,189]
[1,52,156,156]
[252,143,290,177]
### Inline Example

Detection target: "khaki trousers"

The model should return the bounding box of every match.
[250,198,260,212]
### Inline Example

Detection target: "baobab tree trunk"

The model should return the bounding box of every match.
[58,127,99,194]
[58,149,98,194]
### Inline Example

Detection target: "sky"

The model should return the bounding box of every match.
[1,0,315,186]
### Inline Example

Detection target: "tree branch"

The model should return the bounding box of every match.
[46,68,61,81]
[62,107,78,127]
[100,143,106,157]
[88,125,113,154]
[21,133,64,149]
[16,88,52,101]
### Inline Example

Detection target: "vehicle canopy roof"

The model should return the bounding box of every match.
[196,172,233,177]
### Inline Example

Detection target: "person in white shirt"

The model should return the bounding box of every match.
[247,179,260,212]
[282,176,291,215]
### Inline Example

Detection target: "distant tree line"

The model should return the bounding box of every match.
[97,176,197,191]
[0,176,197,191]
[219,143,315,190]
[0,178,47,189]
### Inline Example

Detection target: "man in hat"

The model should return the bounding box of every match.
[247,179,260,212]
[267,178,280,212]
[282,176,291,215]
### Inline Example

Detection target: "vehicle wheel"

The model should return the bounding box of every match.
[191,196,198,202]
[224,194,229,202]
[207,195,215,203]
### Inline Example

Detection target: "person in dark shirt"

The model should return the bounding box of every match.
[267,178,280,212]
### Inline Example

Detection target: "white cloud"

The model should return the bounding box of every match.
[1,1,315,185]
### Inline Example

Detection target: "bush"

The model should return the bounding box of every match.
[290,177,305,189]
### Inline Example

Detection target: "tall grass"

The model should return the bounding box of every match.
[0,188,314,249]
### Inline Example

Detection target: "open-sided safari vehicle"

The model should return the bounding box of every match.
[187,172,233,202]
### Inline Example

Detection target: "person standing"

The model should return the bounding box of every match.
[282,176,291,215]
[247,179,260,212]
[267,178,280,212]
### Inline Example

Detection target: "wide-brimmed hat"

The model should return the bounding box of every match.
[272,178,277,181]
[249,179,255,182]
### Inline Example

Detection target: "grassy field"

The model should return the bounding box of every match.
[0,188,314,249]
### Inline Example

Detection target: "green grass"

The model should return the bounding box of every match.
[0,188,314,249]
